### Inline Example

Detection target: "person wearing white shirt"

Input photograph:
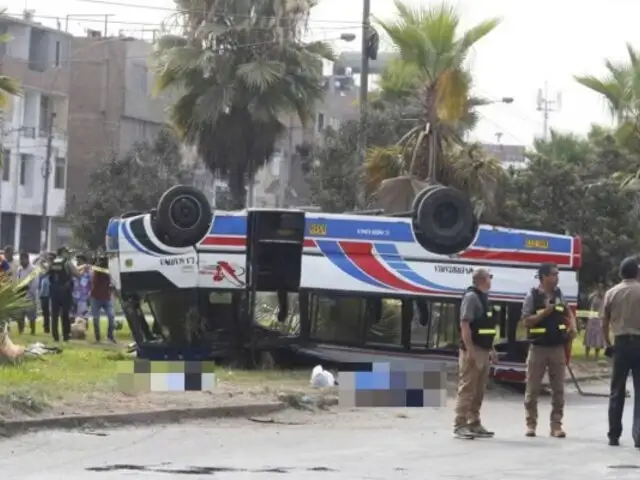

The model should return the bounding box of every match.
[15,252,39,335]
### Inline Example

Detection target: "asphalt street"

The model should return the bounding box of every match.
[1,381,639,480]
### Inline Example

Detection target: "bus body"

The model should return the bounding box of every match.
[107,208,580,383]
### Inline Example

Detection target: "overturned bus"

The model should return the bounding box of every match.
[106,184,581,384]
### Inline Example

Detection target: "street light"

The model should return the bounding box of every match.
[339,33,356,43]
[488,96,514,105]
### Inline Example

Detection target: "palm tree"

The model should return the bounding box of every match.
[364,1,502,213]
[152,0,333,208]
[575,43,640,125]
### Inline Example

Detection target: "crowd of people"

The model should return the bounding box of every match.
[1,245,117,344]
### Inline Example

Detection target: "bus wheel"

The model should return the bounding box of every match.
[411,184,442,213]
[154,185,213,248]
[414,186,478,254]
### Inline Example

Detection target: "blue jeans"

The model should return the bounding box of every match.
[90,298,115,341]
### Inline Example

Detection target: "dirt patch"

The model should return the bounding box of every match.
[0,378,333,422]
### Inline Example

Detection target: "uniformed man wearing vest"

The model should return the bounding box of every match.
[521,262,577,438]
[48,246,81,342]
[453,267,497,439]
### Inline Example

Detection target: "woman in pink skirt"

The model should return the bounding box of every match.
[584,284,606,359]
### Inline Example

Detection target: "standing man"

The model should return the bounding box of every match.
[38,252,55,335]
[15,252,39,335]
[521,262,577,438]
[90,254,117,343]
[453,267,498,439]
[602,257,640,447]
[48,247,81,342]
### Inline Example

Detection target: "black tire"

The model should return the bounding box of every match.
[121,210,143,219]
[414,186,477,253]
[411,184,443,213]
[154,185,213,248]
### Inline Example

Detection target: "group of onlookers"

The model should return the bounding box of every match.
[0,245,117,344]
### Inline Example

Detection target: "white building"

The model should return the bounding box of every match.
[0,12,71,252]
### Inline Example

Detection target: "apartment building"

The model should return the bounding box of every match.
[0,13,72,252]
[250,73,359,208]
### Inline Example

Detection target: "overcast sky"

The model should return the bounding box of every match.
[13,0,640,146]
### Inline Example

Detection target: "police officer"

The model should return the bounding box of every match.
[48,246,81,342]
[453,267,498,439]
[602,257,640,447]
[521,262,577,438]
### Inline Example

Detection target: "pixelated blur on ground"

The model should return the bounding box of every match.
[1,380,638,480]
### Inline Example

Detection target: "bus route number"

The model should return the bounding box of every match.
[309,223,327,236]
[525,238,549,249]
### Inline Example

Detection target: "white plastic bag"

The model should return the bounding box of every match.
[310,364,335,388]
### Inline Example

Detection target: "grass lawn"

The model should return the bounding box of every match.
[0,318,308,416]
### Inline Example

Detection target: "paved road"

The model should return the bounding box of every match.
[1,382,639,480]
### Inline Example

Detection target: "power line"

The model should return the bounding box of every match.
[3,11,358,32]
[74,0,364,25]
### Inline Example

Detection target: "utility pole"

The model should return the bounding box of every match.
[40,111,55,251]
[536,82,562,140]
[356,0,371,207]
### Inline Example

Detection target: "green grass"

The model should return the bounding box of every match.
[0,319,133,398]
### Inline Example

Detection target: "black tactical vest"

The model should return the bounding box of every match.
[48,258,72,293]
[460,286,497,350]
[527,288,568,346]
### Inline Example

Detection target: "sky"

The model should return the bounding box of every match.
[10,0,640,146]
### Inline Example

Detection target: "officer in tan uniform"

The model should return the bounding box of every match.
[453,267,498,439]
[521,262,577,438]
[602,257,640,447]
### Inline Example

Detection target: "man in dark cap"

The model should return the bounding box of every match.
[521,262,577,438]
[602,256,640,447]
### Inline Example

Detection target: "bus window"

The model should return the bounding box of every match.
[309,294,366,344]
[365,298,402,347]
[411,299,460,349]
[431,301,460,348]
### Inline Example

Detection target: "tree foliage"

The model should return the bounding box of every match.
[67,129,193,249]
[152,0,332,208]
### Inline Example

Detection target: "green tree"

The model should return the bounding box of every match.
[67,129,193,249]
[152,0,333,208]
[500,129,640,289]
[375,0,500,180]
[301,107,413,211]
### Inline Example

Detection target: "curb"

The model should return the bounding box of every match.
[0,402,286,438]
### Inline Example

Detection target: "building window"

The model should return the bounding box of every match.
[55,41,60,67]
[2,149,9,181]
[54,157,66,189]
[19,154,30,186]
[39,95,52,136]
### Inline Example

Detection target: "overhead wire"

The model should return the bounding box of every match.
[74,0,365,25]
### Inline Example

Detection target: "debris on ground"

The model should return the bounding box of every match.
[310,365,336,388]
